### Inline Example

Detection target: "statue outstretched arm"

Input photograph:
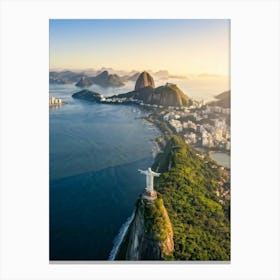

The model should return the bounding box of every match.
[138,169,148,175]
[151,171,161,177]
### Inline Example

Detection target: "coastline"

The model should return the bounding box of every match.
[108,113,164,260]
[108,210,136,260]
[143,113,230,168]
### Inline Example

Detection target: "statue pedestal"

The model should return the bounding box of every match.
[142,189,157,201]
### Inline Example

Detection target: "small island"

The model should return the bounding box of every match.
[72,89,105,102]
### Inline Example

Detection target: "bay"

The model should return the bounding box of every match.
[49,83,160,260]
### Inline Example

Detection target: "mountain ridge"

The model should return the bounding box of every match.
[112,71,192,107]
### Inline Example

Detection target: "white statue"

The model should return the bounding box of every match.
[138,167,161,193]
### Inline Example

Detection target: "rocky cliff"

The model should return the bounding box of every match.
[135,71,155,90]
[154,83,190,106]
[116,197,174,260]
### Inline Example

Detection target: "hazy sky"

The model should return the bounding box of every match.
[50,19,230,76]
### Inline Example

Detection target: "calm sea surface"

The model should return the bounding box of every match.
[49,78,229,260]
[49,82,160,260]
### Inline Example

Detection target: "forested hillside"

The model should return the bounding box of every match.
[153,135,230,260]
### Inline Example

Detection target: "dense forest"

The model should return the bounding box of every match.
[152,135,230,260]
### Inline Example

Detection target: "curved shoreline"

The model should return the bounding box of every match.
[108,116,163,260]
[108,210,135,260]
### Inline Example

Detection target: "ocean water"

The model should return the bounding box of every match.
[49,83,160,260]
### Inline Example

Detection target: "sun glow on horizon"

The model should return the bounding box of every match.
[50,19,230,76]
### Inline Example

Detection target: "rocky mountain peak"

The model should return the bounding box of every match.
[135,71,155,91]
[97,70,109,78]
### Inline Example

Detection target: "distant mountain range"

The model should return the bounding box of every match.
[49,68,227,88]
[49,71,84,84]
[50,70,139,88]
[75,71,125,88]
[70,70,230,108]
[49,68,196,86]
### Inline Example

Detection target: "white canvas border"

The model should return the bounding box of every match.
[0,0,279,279]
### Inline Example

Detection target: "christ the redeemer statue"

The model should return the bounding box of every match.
[138,167,161,193]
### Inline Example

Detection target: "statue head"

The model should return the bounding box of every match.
[148,167,152,172]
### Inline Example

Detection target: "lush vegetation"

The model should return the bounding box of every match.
[115,198,173,260]
[154,135,230,260]
[143,198,169,242]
